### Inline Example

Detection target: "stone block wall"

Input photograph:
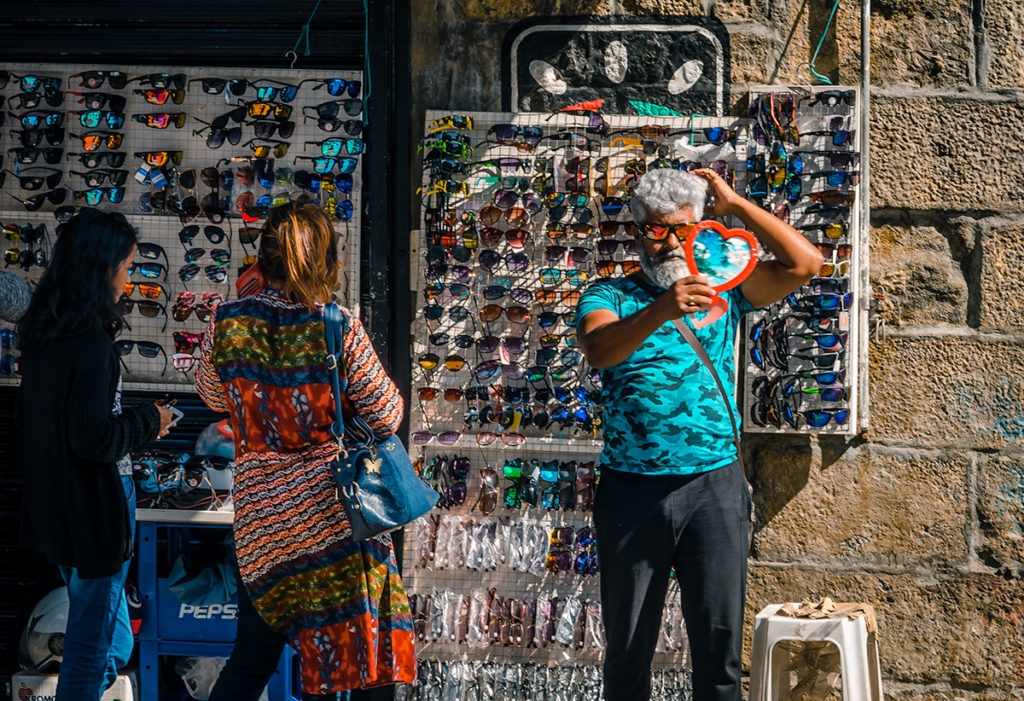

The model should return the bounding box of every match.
[409,1,1024,696]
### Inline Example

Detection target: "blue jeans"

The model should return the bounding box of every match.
[56,474,135,701]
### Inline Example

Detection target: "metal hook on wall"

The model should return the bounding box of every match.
[286,50,298,70]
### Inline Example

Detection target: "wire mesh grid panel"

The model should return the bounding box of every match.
[0,62,364,391]
[741,86,862,436]
[402,108,750,695]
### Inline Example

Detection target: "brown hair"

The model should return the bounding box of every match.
[258,202,340,310]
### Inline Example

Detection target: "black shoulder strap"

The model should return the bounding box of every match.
[626,273,745,477]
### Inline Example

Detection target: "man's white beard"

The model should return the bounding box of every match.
[638,245,690,289]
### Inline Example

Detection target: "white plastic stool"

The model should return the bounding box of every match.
[749,603,884,701]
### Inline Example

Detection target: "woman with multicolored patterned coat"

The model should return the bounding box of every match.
[196,203,415,700]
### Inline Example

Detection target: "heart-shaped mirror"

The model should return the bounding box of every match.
[683,221,758,328]
[684,220,758,292]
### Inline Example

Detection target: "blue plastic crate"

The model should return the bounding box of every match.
[155,578,239,642]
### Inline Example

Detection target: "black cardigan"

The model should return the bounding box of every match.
[16,328,161,578]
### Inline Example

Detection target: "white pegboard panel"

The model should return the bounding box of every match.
[405,108,748,676]
[741,86,863,436]
[0,61,363,391]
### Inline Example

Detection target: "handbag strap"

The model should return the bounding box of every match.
[627,273,746,478]
[323,302,349,443]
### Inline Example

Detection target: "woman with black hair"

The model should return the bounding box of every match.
[15,209,174,701]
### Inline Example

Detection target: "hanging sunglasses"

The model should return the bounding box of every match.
[171,291,222,321]
[545,245,592,264]
[479,304,531,324]
[193,121,243,149]
[424,282,471,302]
[188,77,248,95]
[474,360,526,383]
[69,91,127,111]
[10,189,67,211]
[595,260,641,278]
[478,249,530,273]
[803,408,851,428]
[134,151,183,167]
[123,281,168,300]
[293,155,359,174]
[114,340,168,373]
[806,190,856,206]
[69,151,126,168]
[545,223,595,241]
[533,290,581,307]
[801,170,860,187]
[596,238,638,256]
[14,74,62,94]
[251,80,299,103]
[538,131,601,152]
[486,124,543,146]
[127,72,187,90]
[12,127,65,147]
[69,110,123,129]
[538,269,588,286]
[179,263,228,284]
[73,187,125,206]
[9,91,63,109]
[597,196,629,216]
[299,77,362,98]
[183,248,231,266]
[15,111,65,129]
[128,261,167,279]
[68,70,127,90]
[819,260,850,277]
[537,310,577,327]
[410,430,463,446]
[248,119,296,140]
[171,331,204,354]
[477,335,528,355]
[795,150,861,169]
[239,138,289,158]
[133,88,185,105]
[132,112,187,129]
[305,137,364,156]
[801,129,856,147]
[69,130,123,151]
[116,300,168,331]
[799,223,847,239]
[245,102,292,121]
[421,304,471,322]
[807,89,856,107]
[669,126,736,145]
[788,292,852,311]
[805,203,849,220]
[179,225,228,247]
[7,168,62,191]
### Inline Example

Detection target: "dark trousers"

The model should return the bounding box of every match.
[209,568,350,701]
[593,461,750,701]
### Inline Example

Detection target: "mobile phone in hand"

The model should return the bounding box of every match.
[165,405,184,430]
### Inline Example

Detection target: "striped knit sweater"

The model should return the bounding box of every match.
[196,290,403,462]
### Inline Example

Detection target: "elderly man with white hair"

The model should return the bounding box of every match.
[577,167,823,701]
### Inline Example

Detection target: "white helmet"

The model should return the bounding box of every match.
[19,587,69,671]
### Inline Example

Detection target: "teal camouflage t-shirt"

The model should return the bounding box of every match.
[577,276,755,475]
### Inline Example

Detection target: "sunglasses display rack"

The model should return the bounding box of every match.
[0,62,363,391]
[740,87,863,435]
[403,109,750,691]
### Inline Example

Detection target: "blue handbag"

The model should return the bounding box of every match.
[323,303,438,541]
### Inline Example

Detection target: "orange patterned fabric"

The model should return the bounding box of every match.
[196,290,414,693]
